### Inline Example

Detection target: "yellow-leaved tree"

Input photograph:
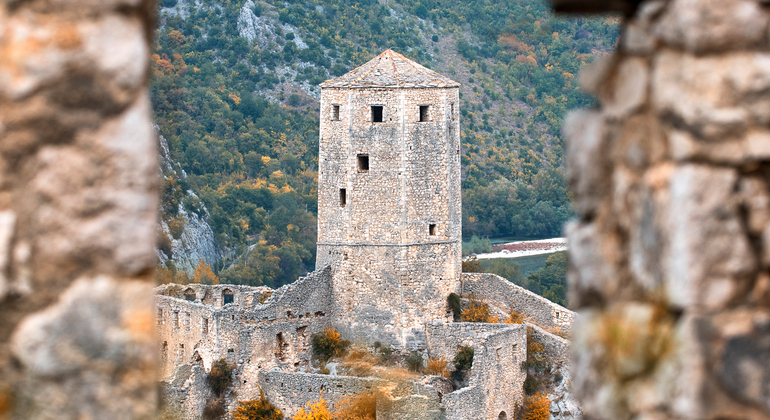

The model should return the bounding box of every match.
[523,392,551,420]
[193,259,219,284]
[292,397,332,420]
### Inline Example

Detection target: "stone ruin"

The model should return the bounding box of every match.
[156,51,578,419]
[0,1,768,419]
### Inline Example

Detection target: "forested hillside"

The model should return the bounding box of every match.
[152,0,619,287]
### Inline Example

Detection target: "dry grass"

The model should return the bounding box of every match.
[426,356,449,377]
[544,326,570,340]
[333,393,376,420]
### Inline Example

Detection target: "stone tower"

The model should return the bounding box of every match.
[316,50,462,348]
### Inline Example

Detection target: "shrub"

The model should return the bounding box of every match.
[523,392,551,420]
[168,217,185,239]
[158,232,173,258]
[378,345,393,363]
[207,359,233,397]
[461,256,485,273]
[293,397,333,420]
[461,299,498,323]
[526,328,549,374]
[453,346,474,371]
[311,328,350,361]
[232,390,283,420]
[505,311,525,324]
[447,293,462,319]
[404,351,423,372]
[333,393,376,420]
[203,397,226,419]
[523,374,538,395]
[426,356,448,377]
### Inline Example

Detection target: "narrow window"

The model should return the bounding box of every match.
[332,104,340,121]
[202,318,208,335]
[429,224,436,236]
[357,155,369,172]
[173,311,179,328]
[179,344,185,361]
[340,189,346,207]
[450,103,455,120]
[419,105,429,122]
[371,106,383,122]
[157,308,163,326]
[162,341,168,359]
[223,289,234,305]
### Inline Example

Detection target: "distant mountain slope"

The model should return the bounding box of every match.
[151,0,618,287]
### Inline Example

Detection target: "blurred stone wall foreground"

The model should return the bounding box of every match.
[0,0,158,418]
[563,0,770,419]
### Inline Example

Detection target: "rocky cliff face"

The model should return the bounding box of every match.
[157,132,219,275]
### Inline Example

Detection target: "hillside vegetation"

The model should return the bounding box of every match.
[152,0,618,287]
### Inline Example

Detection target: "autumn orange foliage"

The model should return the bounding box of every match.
[193,259,219,284]
[292,397,333,420]
[333,393,376,420]
[461,299,498,323]
[523,392,551,420]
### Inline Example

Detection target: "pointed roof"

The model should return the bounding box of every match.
[320,49,460,89]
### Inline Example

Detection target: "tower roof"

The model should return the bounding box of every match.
[320,49,460,89]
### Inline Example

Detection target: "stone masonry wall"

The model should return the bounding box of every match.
[462,273,576,334]
[258,371,388,419]
[0,0,158,418]
[317,85,462,348]
[425,322,527,420]
[156,268,333,381]
[564,1,770,419]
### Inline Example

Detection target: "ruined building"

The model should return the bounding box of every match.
[156,51,577,420]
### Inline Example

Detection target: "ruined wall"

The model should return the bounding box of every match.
[461,273,575,334]
[440,326,527,420]
[156,269,333,381]
[258,371,387,418]
[564,0,770,419]
[425,322,526,420]
[0,0,158,418]
[317,85,462,347]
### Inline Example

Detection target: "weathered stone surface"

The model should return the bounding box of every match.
[564,110,609,217]
[654,0,769,53]
[665,165,755,309]
[0,0,157,416]
[564,1,770,418]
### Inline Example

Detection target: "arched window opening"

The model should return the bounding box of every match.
[223,289,234,305]
[498,412,507,420]
[184,288,195,301]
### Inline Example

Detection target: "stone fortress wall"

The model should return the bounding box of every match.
[462,272,576,334]
[155,267,570,419]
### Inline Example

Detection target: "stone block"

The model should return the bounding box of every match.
[564,110,609,217]
[621,0,667,55]
[654,0,769,53]
[566,221,621,307]
[11,275,157,418]
[0,211,15,301]
[602,57,650,119]
[664,165,755,309]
